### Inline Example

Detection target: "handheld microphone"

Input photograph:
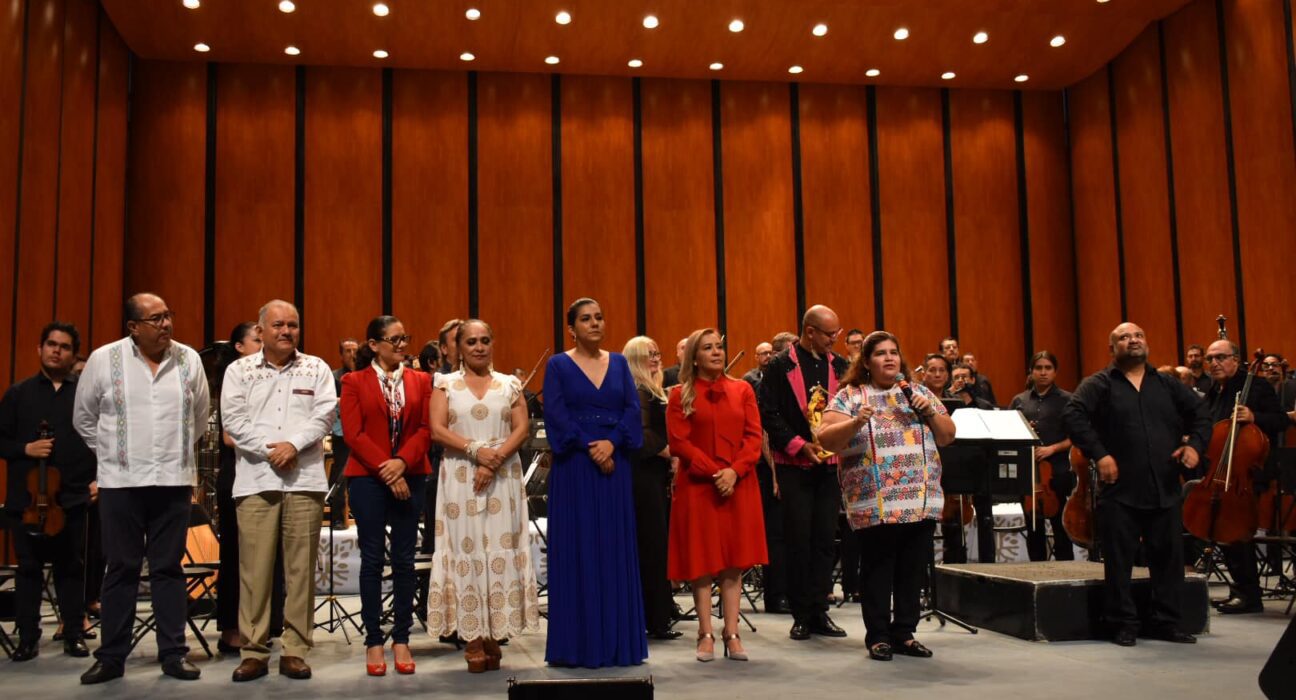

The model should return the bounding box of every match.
[896,374,927,423]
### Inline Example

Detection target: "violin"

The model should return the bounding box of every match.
[1181,350,1269,547]
[1062,446,1098,554]
[21,420,65,537]
[1022,420,1061,521]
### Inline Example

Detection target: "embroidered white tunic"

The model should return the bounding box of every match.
[220,350,338,499]
[72,336,210,489]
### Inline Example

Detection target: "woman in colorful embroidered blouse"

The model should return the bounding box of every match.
[816,331,955,662]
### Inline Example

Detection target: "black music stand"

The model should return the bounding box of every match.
[314,480,362,641]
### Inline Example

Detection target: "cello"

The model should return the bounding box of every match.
[1181,350,1269,548]
[1062,446,1099,554]
[21,420,65,537]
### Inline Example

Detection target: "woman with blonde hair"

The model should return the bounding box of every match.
[623,336,680,641]
[666,328,766,662]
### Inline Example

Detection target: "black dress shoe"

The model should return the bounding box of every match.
[1144,627,1197,644]
[789,620,811,641]
[64,637,91,657]
[161,656,202,680]
[868,642,893,661]
[1112,628,1137,647]
[648,629,683,640]
[217,639,242,655]
[11,638,38,662]
[809,614,848,638]
[765,596,792,615]
[894,640,933,658]
[81,660,124,684]
[1218,597,1263,615]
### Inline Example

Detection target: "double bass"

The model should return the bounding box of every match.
[1181,350,1269,548]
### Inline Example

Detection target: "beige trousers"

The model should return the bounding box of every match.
[237,491,324,660]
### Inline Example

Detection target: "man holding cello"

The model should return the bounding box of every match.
[0,322,97,661]
[1202,339,1287,615]
[1064,322,1210,647]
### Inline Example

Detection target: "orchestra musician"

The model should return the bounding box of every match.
[1260,353,1296,442]
[1009,351,1076,562]
[1064,322,1210,646]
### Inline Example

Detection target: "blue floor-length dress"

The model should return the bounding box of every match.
[542,352,649,667]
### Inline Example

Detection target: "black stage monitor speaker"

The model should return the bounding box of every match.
[508,676,653,700]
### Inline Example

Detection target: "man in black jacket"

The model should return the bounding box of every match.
[757,305,850,640]
[0,322,97,661]
[1203,340,1288,614]
[1065,322,1211,646]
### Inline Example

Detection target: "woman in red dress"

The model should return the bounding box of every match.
[666,328,767,663]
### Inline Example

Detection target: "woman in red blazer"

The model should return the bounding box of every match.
[666,328,767,663]
[340,315,432,676]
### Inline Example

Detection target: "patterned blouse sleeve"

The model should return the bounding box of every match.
[433,372,449,393]
[505,374,523,407]
[826,385,857,416]
[914,383,950,416]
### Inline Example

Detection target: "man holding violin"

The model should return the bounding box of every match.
[1203,340,1287,615]
[1064,322,1210,647]
[0,322,97,661]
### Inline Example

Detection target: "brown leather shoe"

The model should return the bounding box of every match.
[278,656,312,679]
[231,658,268,682]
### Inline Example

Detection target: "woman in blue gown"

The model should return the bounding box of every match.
[543,297,648,667]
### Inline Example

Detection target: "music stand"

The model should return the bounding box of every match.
[523,450,552,617]
[314,480,362,641]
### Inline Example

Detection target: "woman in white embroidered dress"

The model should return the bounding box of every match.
[816,331,956,662]
[427,319,540,672]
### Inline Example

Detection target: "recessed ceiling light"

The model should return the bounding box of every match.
[894,27,909,40]
[183,0,200,9]
[555,11,571,25]
[460,52,475,61]
[973,31,988,44]
[278,0,295,13]
[373,49,389,59]
[465,8,480,20]
[788,65,804,75]
[1015,74,1030,82]
[941,71,956,80]
[709,62,724,71]
[1050,35,1066,47]
[545,55,560,65]
[372,3,389,17]
[812,23,828,37]
[284,46,300,56]
[628,58,643,68]
[728,19,744,33]
[866,68,880,77]
[193,42,210,52]
[643,15,658,29]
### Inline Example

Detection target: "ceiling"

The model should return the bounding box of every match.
[101,0,1191,90]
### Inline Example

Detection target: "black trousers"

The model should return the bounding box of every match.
[1026,469,1076,562]
[940,493,994,563]
[839,516,864,597]
[1222,541,1261,602]
[777,463,841,622]
[328,436,350,526]
[96,486,192,666]
[857,520,935,647]
[216,461,285,635]
[1098,499,1184,632]
[631,459,673,633]
[755,461,786,602]
[84,501,104,609]
[11,506,87,641]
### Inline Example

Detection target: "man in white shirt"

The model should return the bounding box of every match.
[72,293,210,684]
[220,300,336,682]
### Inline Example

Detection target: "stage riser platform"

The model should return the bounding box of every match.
[935,561,1210,641]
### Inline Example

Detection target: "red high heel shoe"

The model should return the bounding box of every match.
[366,646,387,676]
[393,643,415,674]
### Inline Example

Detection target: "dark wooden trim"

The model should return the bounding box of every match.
[941,88,958,338]
[52,0,69,320]
[632,77,646,336]
[10,0,33,383]
[381,67,392,314]
[711,79,727,338]
[551,74,564,351]
[1216,0,1247,350]
[203,62,217,346]
[467,71,478,318]
[293,65,305,347]
[789,82,806,323]
[1063,88,1083,376]
[1107,63,1129,321]
[1285,0,1296,168]
[87,5,103,343]
[1013,91,1034,360]
[866,85,884,329]
[1157,22,1186,362]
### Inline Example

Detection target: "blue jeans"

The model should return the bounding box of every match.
[348,474,427,646]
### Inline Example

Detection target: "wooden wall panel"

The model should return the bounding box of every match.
[950,89,1023,400]
[90,15,127,349]
[1164,1,1238,350]
[391,70,469,352]
[721,81,797,376]
[53,0,97,334]
[303,67,382,357]
[1022,91,1079,388]
[476,72,552,378]
[1067,69,1122,374]
[0,0,26,384]
[13,0,65,381]
[1113,27,1179,366]
[213,64,296,339]
[560,75,636,355]
[798,83,874,337]
[125,60,207,347]
[1224,0,1296,356]
[641,78,717,359]
[876,87,949,359]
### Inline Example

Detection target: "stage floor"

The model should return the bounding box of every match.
[3,584,1286,699]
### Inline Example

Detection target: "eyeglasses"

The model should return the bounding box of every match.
[1204,353,1237,364]
[380,335,411,347]
[647,351,662,359]
[809,325,842,339]
[133,311,174,327]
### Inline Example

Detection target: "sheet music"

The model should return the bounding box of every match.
[952,408,1037,441]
